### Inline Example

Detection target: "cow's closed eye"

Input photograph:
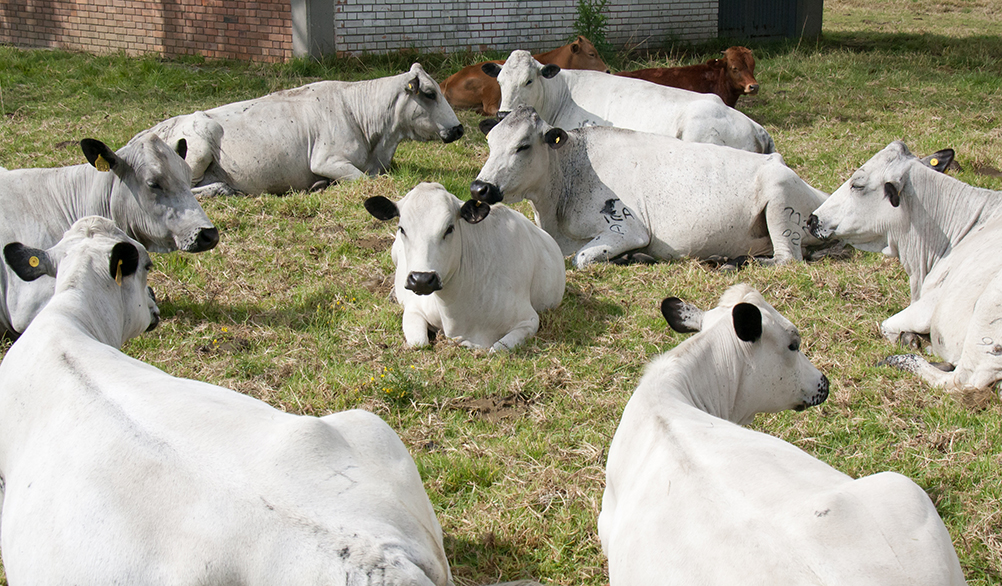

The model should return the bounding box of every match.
[147,181,161,190]
[525,80,533,86]
[515,144,531,153]
[422,90,437,100]
[444,225,454,238]
[398,226,406,237]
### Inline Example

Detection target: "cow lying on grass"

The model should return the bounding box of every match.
[143,63,463,196]
[365,182,565,352]
[440,36,608,115]
[0,135,217,336]
[483,50,775,153]
[0,216,459,585]
[615,46,760,108]
[598,284,967,586]
[808,141,1002,391]
[472,107,827,267]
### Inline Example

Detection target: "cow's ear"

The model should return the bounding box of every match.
[460,199,491,224]
[541,64,561,78]
[732,303,762,343]
[405,76,421,94]
[884,182,901,207]
[544,128,568,149]
[570,41,581,53]
[661,297,703,333]
[80,139,118,172]
[480,118,500,136]
[3,243,55,282]
[364,196,400,221]
[175,138,188,160]
[919,149,955,173]
[110,242,140,286]
[482,63,502,78]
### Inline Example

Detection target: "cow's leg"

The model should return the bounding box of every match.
[761,201,811,264]
[401,307,432,347]
[310,156,367,183]
[192,182,241,198]
[491,314,540,353]
[881,298,935,348]
[573,200,651,267]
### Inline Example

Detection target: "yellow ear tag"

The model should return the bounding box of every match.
[115,259,123,287]
[930,158,939,167]
[554,136,560,144]
[95,154,111,172]
[407,83,414,92]
[28,256,39,268]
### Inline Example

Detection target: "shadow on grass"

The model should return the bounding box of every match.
[444,533,546,585]
[539,281,625,347]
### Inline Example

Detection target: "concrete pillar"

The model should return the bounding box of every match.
[292,0,336,58]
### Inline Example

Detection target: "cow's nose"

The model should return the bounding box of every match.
[405,272,442,295]
[145,286,160,332]
[746,83,759,94]
[806,214,821,238]
[443,124,464,143]
[470,180,502,204]
[192,227,220,252]
[813,374,830,406]
[496,111,510,120]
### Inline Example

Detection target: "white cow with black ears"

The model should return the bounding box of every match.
[0,216,456,585]
[142,63,464,196]
[472,107,827,267]
[483,50,775,153]
[598,284,967,586]
[807,141,1002,391]
[365,182,564,352]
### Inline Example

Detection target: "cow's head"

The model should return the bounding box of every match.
[96,134,218,254]
[565,36,610,73]
[471,106,567,206]
[806,141,944,254]
[483,50,560,120]
[4,216,160,346]
[398,63,464,144]
[722,46,758,96]
[365,183,489,296]
[660,284,829,425]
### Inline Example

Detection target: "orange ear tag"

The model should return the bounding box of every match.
[95,154,111,172]
[28,256,39,268]
[115,259,123,287]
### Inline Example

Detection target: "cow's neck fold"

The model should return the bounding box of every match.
[894,165,1002,299]
[343,78,402,171]
[37,288,127,349]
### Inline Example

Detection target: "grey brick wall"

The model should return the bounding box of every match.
[334,0,717,55]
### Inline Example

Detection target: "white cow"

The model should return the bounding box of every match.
[471,107,827,267]
[598,284,967,586]
[142,63,464,196]
[0,134,217,336]
[0,216,455,585]
[365,182,565,352]
[482,50,775,154]
[808,141,1002,390]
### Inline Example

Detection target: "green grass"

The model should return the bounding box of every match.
[2,0,1002,583]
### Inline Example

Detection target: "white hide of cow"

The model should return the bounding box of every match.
[471,107,827,267]
[142,63,464,196]
[0,216,455,586]
[482,50,775,154]
[0,134,217,336]
[598,284,967,586]
[807,141,1002,390]
[365,182,565,352]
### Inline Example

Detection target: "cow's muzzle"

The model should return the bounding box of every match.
[796,374,830,411]
[442,124,464,143]
[470,180,503,205]
[146,286,160,332]
[405,272,442,295]
[806,214,823,239]
[745,83,759,95]
[188,227,220,252]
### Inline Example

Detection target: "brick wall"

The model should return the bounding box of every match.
[0,0,293,63]
[335,0,718,55]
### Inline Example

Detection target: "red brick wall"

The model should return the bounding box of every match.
[0,0,293,63]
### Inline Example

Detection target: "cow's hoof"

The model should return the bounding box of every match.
[720,255,753,271]
[898,332,928,352]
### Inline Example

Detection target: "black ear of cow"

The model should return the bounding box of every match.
[482,62,502,78]
[405,76,421,94]
[110,242,140,283]
[919,148,955,173]
[661,297,700,333]
[3,243,54,282]
[544,128,568,149]
[80,139,119,172]
[884,182,901,207]
[175,138,188,160]
[460,199,491,224]
[732,303,762,343]
[364,196,400,221]
[541,64,561,78]
[479,118,500,136]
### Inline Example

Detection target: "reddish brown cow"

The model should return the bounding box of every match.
[440,36,608,115]
[615,46,759,108]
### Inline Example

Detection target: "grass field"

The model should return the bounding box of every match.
[1,0,1002,583]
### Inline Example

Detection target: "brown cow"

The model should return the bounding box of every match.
[439,36,608,115]
[615,46,759,108]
